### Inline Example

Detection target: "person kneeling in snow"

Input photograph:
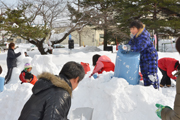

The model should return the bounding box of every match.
[155,37,180,120]
[18,61,85,120]
[24,73,37,85]
[120,20,159,89]
[19,63,33,84]
[158,57,180,87]
[90,54,115,78]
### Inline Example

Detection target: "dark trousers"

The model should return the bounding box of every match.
[5,68,13,84]
[159,68,171,86]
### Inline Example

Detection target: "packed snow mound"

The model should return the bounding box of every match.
[70,72,176,120]
[81,46,102,52]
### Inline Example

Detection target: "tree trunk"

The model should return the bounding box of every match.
[37,43,47,55]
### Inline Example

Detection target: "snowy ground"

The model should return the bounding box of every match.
[0,43,179,120]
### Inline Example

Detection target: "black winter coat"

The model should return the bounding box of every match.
[7,48,21,68]
[18,72,72,120]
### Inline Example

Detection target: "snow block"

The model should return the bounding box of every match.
[0,77,5,92]
[114,45,140,85]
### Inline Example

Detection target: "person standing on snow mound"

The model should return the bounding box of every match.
[155,37,180,120]
[5,42,21,84]
[158,57,180,87]
[90,54,115,77]
[120,20,159,89]
[18,61,85,120]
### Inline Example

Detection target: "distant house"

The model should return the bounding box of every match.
[53,25,104,46]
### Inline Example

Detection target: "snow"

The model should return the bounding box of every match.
[0,44,179,120]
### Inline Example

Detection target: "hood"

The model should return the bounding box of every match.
[32,72,72,96]
[97,55,112,63]
[135,24,145,38]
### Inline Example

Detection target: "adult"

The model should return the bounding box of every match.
[121,20,159,89]
[5,42,21,84]
[155,37,180,119]
[18,61,85,120]
[158,57,180,87]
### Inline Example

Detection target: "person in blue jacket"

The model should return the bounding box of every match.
[121,20,159,89]
[5,42,21,84]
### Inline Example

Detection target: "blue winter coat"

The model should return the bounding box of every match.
[7,48,21,68]
[128,25,159,88]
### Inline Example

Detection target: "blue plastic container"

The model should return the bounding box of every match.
[114,45,140,85]
[0,77,5,92]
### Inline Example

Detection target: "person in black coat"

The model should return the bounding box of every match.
[5,42,21,84]
[18,61,85,120]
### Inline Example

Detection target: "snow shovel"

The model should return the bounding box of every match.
[70,107,93,120]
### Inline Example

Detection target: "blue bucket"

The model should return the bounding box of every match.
[114,45,140,85]
[0,77,5,92]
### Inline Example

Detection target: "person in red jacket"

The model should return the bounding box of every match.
[90,54,115,77]
[25,73,37,85]
[158,57,180,87]
[19,63,32,84]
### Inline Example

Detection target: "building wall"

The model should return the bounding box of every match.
[55,26,104,46]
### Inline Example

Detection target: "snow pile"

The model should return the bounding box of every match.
[81,46,102,52]
[70,72,175,120]
[0,45,178,120]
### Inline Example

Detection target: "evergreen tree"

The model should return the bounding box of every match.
[115,0,180,51]
[78,0,120,50]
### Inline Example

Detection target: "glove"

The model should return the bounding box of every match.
[155,103,172,119]
[121,45,131,54]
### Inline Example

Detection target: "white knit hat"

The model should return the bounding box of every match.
[24,63,32,69]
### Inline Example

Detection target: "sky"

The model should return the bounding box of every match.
[1,0,19,6]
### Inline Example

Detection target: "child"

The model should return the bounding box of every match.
[90,54,115,77]
[121,20,159,89]
[19,63,32,84]
[24,72,37,85]
[158,57,180,87]
[24,52,29,57]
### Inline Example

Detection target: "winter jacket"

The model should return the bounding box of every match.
[92,55,115,75]
[161,71,180,120]
[7,48,21,68]
[18,72,72,120]
[158,58,178,80]
[128,25,158,75]
[29,75,38,85]
[19,70,28,83]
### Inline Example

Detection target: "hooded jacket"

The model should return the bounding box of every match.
[128,25,158,75]
[18,72,72,120]
[92,55,115,75]
[158,58,179,80]
[7,48,21,68]
[161,71,180,120]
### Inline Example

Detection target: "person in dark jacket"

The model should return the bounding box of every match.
[121,20,159,89]
[155,37,180,120]
[5,42,21,84]
[18,61,85,120]
[158,57,180,87]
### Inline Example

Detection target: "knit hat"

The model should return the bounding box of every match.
[24,63,32,69]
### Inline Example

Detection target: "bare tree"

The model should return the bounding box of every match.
[1,0,92,54]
